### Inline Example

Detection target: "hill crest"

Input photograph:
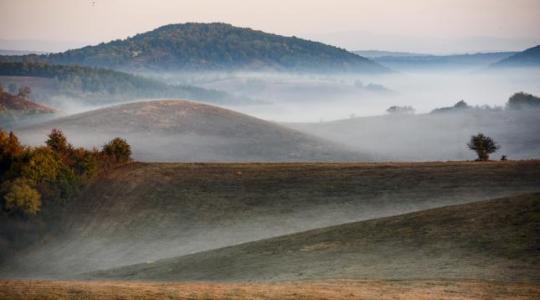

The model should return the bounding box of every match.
[16,100,364,162]
[42,23,388,73]
[492,45,540,68]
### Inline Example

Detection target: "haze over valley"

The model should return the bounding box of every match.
[1,1,540,299]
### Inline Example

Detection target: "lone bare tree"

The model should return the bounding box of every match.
[467,133,499,161]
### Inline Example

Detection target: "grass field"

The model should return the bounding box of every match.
[3,161,540,277]
[1,279,539,300]
[1,161,540,299]
[87,193,540,282]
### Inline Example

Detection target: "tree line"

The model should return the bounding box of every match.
[0,129,131,216]
[0,61,238,105]
[385,92,540,115]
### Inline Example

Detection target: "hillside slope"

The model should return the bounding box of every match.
[15,100,363,162]
[89,193,540,282]
[492,45,540,68]
[0,62,248,108]
[41,23,388,73]
[288,109,540,161]
[1,161,539,278]
[0,90,56,127]
[0,91,54,113]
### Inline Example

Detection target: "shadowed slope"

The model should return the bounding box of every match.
[89,193,540,282]
[16,100,363,162]
[1,161,539,278]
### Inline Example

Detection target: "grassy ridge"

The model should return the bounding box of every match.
[88,192,540,282]
[2,161,540,278]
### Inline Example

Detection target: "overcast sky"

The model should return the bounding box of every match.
[1,0,539,54]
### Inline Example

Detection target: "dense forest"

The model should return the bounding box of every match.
[2,23,388,73]
[0,61,248,105]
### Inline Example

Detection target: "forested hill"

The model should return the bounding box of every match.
[40,23,388,73]
[0,62,248,105]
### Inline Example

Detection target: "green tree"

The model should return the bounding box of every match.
[71,147,100,178]
[20,147,61,184]
[102,137,132,163]
[467,133,499,161]
[46,129,70,154]
[2,178,41,216]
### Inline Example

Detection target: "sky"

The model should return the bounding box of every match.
[0,0,539,54]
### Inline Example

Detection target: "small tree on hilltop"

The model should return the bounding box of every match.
[102,137,132,164]
[386,105,415,115]
[17,86,31,98]
[467,133,499,161]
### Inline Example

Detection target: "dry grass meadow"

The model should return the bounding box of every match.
[2,279,540,300]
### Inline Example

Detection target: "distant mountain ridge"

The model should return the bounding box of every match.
[362,51,516,71]
[36,23,388,73]
[492,45,540,68]
[353,50,429,58]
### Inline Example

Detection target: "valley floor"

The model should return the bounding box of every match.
[1,279,539,300]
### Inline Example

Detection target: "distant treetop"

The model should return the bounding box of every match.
[506,92,540,110]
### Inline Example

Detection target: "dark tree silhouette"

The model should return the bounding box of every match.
[386,105,415,114]
[46,129,70,154]
[506,92,540,110]
[17,86,31,98]
[102,137,132,163]
[467,133,499,161]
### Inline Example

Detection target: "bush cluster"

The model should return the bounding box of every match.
[0,129,131,216]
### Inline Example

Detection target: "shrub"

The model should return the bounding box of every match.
[102,137,132,163]
[467,133,499,161]
[2,179,41,216]
[70,147,100,178]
